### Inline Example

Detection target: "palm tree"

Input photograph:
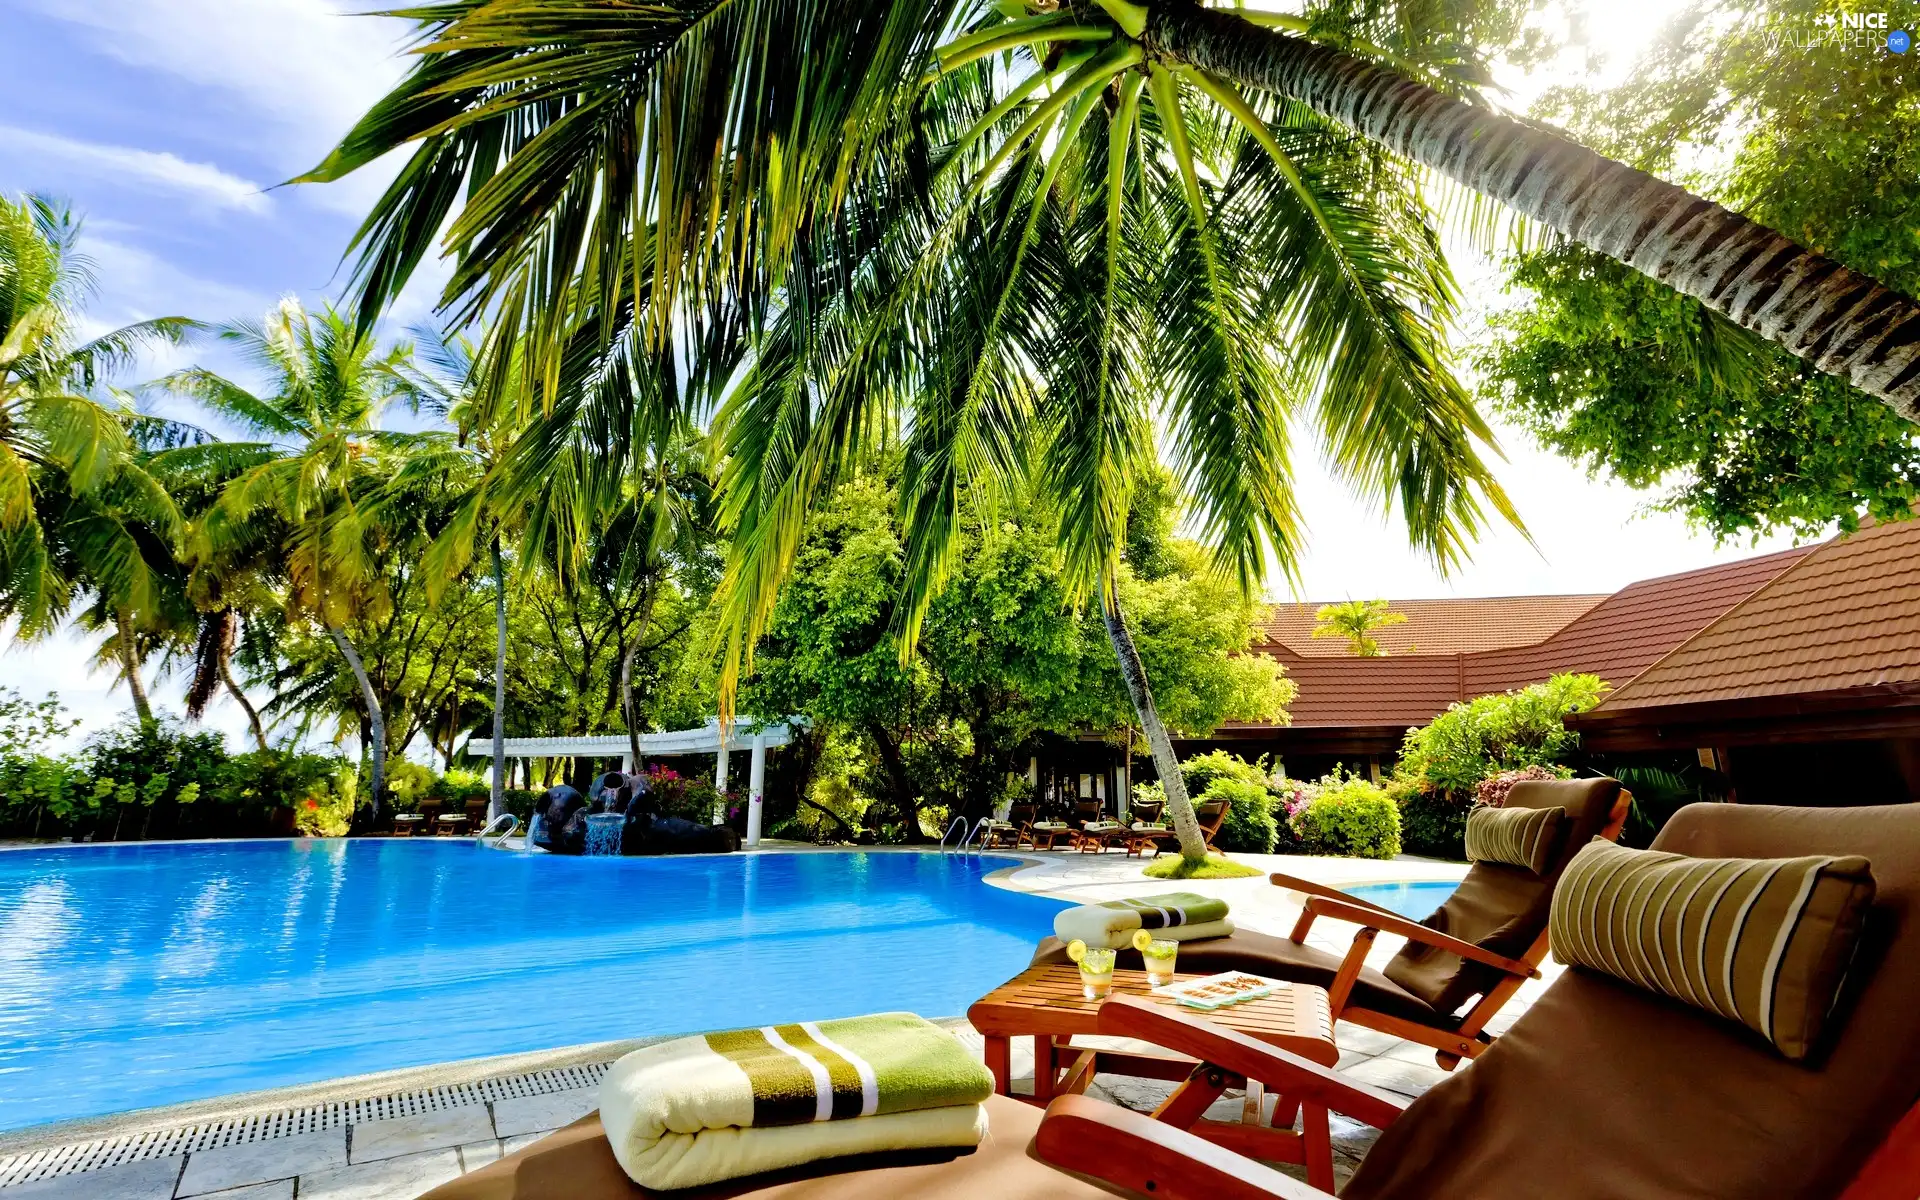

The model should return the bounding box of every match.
[301,1,1920,863]
[304,1,1920,419]
[165,299,415,819]
[1311,599,1407,657]
[0,194,193,653]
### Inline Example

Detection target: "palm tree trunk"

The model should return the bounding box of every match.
[114,611,155,727]
[1143,1,1920,420]
[326,624,385,822]
[619,581,662,771]
[220,661,270,752]
[1101,584,1205,863]
[490,537,509,822]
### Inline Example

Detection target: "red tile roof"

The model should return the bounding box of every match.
[1255,595,1603,657]
[1595,519,1920,710]
[1243,547,1815,730]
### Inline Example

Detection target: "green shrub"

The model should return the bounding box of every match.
[1393,674,1607,796]
[1395,784,1470,859]
[1204,777,1278,854]
[429,768,490,803]
[1179,750,1268,799]
[1390,673,1607,858]
[1291,773,1400,859]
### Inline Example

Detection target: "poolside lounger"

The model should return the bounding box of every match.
[1026,820,1070,850]
[1032,778,1631,1069]
[418,804,1920,1200]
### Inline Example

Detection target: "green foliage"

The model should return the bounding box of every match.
[219,751,357,838]
[0,688,81,759]
[1202,776,1277,854]
[1178,749,1269,800]
[1142,852,1262,880]
[1310,599,1406,657]
[1477,1,1920,537]
[383,760,436,809]
[1290,771,1400,859]
[1391,673,1605,857]
[745,474,1292,840]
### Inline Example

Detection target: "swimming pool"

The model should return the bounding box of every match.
[0,841,1064,1132]
[1340,879,1458,920]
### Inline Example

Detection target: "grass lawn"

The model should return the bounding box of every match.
[1142,852,1262,880]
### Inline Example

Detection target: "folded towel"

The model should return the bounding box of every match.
[600,1012,992,1189]
[1053,892,1233,949]
[1032,821,1069,831]
[1130,821,1169,832]
[1081,821,1123,832]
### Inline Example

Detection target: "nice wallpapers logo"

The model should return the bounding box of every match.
[1763,10,1911,53]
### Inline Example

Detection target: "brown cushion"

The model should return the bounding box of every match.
[1384,777,1622,1015]
[419,1094,1122,1199]
[1550,840,1874,1060]
[1463,804,1566,874]
[1030,930,1438,1025]
[1344,802,1920,1200]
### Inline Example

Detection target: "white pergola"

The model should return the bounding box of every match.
[463,717,797,846]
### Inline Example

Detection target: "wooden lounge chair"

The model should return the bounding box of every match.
[1026,814,1072,850]
[419,799,1920,1200]
[1032,777,1630,1068]
[1068,799,1124,853]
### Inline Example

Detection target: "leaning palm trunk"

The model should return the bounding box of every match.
[326,624,386,822]
[1143,1,1920,419]
[113,611,156,727]
[1101,586,1206,863]
[489,537,509,822]
[221,662,270,752]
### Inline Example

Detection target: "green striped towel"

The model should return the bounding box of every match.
[1053,891,1234,948]
[600,1012,992,1188]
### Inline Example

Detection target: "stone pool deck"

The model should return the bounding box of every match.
[0,847,1529,1198]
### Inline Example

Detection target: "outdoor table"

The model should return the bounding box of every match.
[967,963,1341,1187]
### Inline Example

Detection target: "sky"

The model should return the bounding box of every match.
[0,0,1807,751]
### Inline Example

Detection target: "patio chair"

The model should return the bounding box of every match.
[1031,777,1630,1069]
[419,798,1920,1200]
[1062,798,1119,853]
[1026,814,1072,850]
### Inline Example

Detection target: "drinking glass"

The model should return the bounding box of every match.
[1078,946,1117,1000]
[1142,938,1178,987]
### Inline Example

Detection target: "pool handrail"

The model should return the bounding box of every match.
[475,812,519,847]
[939,815,967,853]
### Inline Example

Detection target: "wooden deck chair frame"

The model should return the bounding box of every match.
[1268,789,1631,1069]
[1034,995,1920,1200]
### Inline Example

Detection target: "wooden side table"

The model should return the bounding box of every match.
[968,963,1341,1189]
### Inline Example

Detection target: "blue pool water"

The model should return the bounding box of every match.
[0,841,1065,1132]
[1340,880,1458,920]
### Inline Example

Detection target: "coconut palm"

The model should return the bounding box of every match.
[164,299,416,818]
[304,0,1920,419]
[1312,599,1407,657]
[0,194,194,652]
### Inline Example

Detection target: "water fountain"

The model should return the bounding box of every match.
[583,812,625,856]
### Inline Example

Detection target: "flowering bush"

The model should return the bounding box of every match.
[1290,770,1400,859]
[1473,764,1567,808]
[644,764,736,824]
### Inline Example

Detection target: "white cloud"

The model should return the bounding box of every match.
[25,0,413,169]
[0,126,269,213]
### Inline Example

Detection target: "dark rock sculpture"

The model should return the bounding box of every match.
[532,785,589,854]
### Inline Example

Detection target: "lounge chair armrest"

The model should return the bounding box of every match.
[1268,871,1399,916]
[1303,897,1540,979]
[1037,1093,1334,1200]
[1096,996,1405,1131]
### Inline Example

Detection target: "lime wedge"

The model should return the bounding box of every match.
[1131,929,1154,953]
[1065,939,1087,963]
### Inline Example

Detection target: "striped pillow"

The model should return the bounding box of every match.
[1550,840,1875,1060]
[1464,803,1567,874]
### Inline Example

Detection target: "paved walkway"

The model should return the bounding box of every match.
[4,847,1534,1198]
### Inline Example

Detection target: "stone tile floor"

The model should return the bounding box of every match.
[5,847,1537,1198]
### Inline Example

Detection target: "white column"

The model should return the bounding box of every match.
[745,731,768,847]
[715,739,732,824]
[621,754,634,774]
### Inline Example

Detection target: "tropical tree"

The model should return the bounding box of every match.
[1311,599,1407,657]
[165,299,416,818]
[304,0,1920,420]
[304,0,1920,862]
[0,193,193,655]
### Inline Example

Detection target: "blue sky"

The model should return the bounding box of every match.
[0,0,1808,751]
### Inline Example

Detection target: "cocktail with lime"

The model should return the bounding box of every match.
[1065,939,1116,1000]
[1134,929,1178,986]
